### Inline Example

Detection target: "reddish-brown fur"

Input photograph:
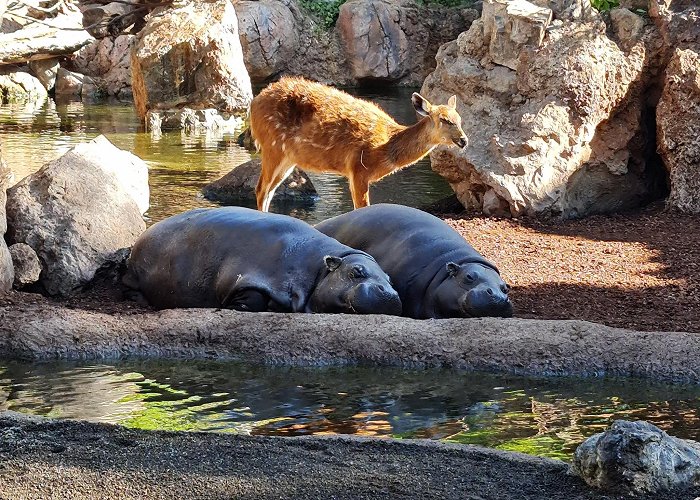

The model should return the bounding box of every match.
[250,77,468,211]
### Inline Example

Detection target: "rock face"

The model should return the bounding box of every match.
[0,143,13,294]
[202,158,317,204]
[54,68,99,98]
[571,420,700,494]
[0,70,48,103]
[5,136,148,296]
[234,0,476,86]
[654,0,700,213]
[8,243,41,288]
[422,1,666,218]
[69,35,135,98]
[131,0,253,120]
[28,57,60,92]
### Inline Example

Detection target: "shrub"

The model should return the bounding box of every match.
[298,0,346,30]
[590,0,619,12]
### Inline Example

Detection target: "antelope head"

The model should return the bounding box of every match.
[412,93,468,149]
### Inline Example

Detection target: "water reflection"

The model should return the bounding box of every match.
[0,89,452,224]
[1,359,699,461]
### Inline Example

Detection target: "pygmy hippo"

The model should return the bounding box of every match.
[123,207,402,315]
[316,204,513,319]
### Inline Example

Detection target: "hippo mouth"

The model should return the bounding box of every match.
[460,289,513,318]
[346,284,402,316]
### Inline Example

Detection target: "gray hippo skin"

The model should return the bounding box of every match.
[316,204,513,319]
[123,207,402,314]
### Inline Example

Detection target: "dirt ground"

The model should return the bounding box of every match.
[1,202,698,333]
[1,411,696,500]
[442,202,700,333]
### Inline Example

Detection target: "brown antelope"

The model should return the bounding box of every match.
[250,76,468,211]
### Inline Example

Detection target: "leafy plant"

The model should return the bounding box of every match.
[298,0,346,31]
[590,0,619,12]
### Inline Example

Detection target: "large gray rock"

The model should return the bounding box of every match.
[422,2,662,218]
[5,135,148,296]
[201,158,317,204]
[571,420,700,494]
[0,143,13,294]
[8,243,41,288]
[336,0,477,84]
[236,0,298,82]
[657,48,700,213]
[131,0,253,121]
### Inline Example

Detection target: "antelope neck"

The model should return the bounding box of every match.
[384,117,437,167]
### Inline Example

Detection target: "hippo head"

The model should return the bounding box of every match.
[433,262,513,318]
[308,253,402,315]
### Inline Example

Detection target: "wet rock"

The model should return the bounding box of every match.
[54,68,100,99]
[0,70,48,103]
[8,243,41,288]
[146,108,244,134]
[236,0,298,82]
[28,57,60,92]
[131,0,253,122]
[422,4,661,218]
[482,0,553,71]
[202,158,317,205]
[657,48,700,213]
[571,420,700,494]
[5,135,148,296]
[0,144,13,294]
[70,35,134,98]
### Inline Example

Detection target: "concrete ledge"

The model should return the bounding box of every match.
[1,304,699,383]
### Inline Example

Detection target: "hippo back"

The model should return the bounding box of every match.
[125,207,356,310]
[316,204,498,318]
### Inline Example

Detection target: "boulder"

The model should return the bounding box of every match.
[336,0,477,84]
[69,35,134,98]
[54,68,100,99]
[8,243,41,288]
[0,70,48,103]
[571,420,700,494]
[202,158,317,204]
[28,57,60,92]
[5,135,148,296]
[236,0,298,82]
[482,0,553,70]
[0,143,13,294]
[131,0,253,121]
[610,8,645,50]
[657,48,700,213]
[530,0,594,21]
[421,2,664,218]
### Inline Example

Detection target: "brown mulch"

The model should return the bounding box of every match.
[442,202,700,333]
[1,202,698,333]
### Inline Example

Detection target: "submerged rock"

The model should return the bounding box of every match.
[131,0,252,121]
[5,136,148,296]
[571,420,700,494]
[202,158,317,205]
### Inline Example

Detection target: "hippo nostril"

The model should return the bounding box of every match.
[377,284,386,293]
[486,288,494,296]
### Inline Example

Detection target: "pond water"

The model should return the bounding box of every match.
[2,359,699,461]
[0,89,452,225]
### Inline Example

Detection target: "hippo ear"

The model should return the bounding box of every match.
[446,262,460,277]
[324,255,343,272]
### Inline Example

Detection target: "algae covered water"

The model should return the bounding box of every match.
[0,90,452,225]
[1,359,699,461]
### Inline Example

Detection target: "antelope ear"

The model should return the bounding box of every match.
[324,255,343,272]
[446,262,460,277]
[447,95,457,109]
[412,93,432,116]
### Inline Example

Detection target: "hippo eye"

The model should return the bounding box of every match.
[464,273,475,283]
[350,265,367,279]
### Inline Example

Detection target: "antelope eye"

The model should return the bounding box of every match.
[440,117,453,126]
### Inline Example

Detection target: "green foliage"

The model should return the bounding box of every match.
[298,0,346,31]
[590,0,619,12]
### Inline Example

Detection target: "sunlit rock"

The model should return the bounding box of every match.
[571,420,700,494]
[5,136,149,296]
[0,70,48,103]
